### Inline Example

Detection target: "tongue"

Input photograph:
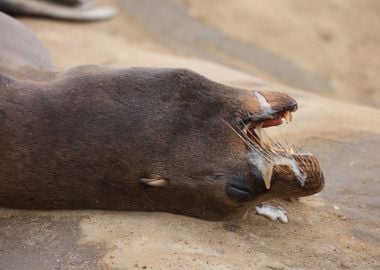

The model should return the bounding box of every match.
[262,118,283,128]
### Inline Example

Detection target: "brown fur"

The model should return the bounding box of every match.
[0,13,324,220]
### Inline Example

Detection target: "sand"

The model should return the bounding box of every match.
[0,1,379,269]
[179,0,380,108]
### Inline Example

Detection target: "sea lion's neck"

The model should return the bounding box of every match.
[1,64,111,87]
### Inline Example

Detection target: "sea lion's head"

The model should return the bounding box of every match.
[224,90,324,205]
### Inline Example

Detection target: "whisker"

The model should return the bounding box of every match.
[221,117,319,176]
[222,118,275,163]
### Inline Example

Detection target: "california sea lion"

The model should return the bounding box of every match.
[0,0,116,21]
[0,12,324,220]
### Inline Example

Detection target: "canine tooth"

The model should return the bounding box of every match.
[246,151,273,190]
[262,129,272,149]
[256,123,264,147]
[263,162,273,189]
[283,111,291,124]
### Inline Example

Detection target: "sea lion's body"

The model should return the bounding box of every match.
[1,66,256,219]
[0,12,324,220]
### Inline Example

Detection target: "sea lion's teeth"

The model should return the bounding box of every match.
[246,151,274,190]
[262,129,271,149]
[263,163,273,189]
[256,123,263,147]
[283,111,291,124]
[262,157,274,190]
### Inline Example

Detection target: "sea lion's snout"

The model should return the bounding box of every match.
[269,154,325,198]
[225,90,324,202]
[254,91,297,119]
[293,154,325,194]
[234,90,298,130]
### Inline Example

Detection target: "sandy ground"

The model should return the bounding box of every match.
[179,0,380,108]
[1,0,380,269]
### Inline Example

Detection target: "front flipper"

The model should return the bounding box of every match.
[225,176,255,203]
[140,177,169,187]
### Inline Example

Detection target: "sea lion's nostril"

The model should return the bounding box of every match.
[288,102,298,112]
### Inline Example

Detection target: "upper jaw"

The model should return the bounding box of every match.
[240,100,298,128]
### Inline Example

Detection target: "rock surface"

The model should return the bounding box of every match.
[1,1,379,269]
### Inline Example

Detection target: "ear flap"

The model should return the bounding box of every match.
[225,176,255,203]
[140,177,169,187]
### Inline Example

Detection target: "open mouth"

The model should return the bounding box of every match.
[225,93,313,190]
[224,91,323,196]
[244,104,307,189]
[244,106,296,148]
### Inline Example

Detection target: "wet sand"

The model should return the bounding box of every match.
[0,1,379,269]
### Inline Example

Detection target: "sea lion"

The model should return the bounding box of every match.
[0,12,324,220]
[0,0,116,21]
